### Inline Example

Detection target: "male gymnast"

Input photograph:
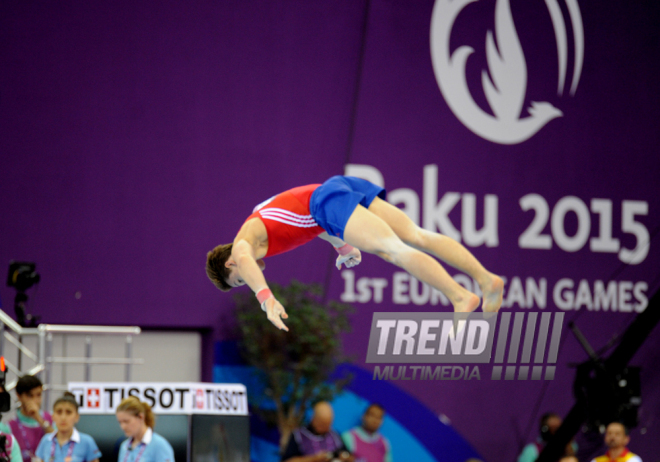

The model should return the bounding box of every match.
[206,176,503,331]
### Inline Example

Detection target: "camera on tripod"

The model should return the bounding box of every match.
[6,262,40,293]
[6,261,40,327]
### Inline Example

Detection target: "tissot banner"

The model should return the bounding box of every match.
[68,383,248,416]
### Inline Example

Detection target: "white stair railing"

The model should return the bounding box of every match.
[0,309,142,409]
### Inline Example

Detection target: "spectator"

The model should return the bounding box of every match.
[517,413,576,462]
[115,397,174,462]
[35,392,101,462]
[342,404,392,462]
[281,401,353,462]
[9,376,53,462]
[590,422,642,462]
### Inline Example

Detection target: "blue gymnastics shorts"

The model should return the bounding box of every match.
[309,176,387,240]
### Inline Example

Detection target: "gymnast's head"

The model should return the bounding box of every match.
[207,244,267,291]
[206,244,237,291]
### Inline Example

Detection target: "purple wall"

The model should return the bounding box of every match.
[1,1,659,461]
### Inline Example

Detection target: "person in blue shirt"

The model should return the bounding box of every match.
[116,397,174,462]
[35,393,101,462]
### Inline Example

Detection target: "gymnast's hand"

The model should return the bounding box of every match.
[262,297,289,331]
[336,247,362,270]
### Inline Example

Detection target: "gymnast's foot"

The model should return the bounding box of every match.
[453,292,480,313]
[479,273,504,313]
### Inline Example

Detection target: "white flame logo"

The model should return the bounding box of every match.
[430,0,584,145]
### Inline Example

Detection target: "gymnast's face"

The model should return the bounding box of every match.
[226,267,246,288]
[225,258,266,288]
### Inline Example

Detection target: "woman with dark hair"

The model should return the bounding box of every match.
[35,393,101,462]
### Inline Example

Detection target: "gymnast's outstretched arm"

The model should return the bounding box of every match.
[232,223,290,331]
[231,239,269,293]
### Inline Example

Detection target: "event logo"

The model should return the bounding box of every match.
[367,312,564,381]
[430,0,584,144]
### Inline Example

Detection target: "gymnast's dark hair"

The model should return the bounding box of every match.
[53,392,79,411]
[206,243,234,291]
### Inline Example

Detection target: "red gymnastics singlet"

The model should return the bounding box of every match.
[244,184,324,257]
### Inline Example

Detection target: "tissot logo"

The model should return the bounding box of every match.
[430,0,584,144]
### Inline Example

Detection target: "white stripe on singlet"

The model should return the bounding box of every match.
[260,208,316,223]
[259,208,318,228]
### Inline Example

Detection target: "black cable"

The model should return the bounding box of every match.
[322,0,371,301]
[342,0,371,168]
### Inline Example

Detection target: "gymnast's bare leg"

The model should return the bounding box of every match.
[343,198,503,313]
[342,204,478,313]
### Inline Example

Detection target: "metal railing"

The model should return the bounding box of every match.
[0,309,143,409]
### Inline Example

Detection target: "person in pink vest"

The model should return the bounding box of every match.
[9,376,54,462]
[342,404,392,462]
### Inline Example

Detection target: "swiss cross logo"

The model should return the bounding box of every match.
[86,388,101,408]
[195,389,204,409]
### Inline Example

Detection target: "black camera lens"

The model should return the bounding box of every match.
[6,261,40,292]
[14,268,40,291]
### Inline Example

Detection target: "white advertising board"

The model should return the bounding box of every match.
[67,382,248,416]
